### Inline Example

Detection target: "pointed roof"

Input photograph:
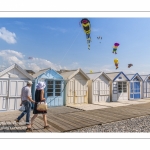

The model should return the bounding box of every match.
[106,71,129,81]
[139,74,150,81]
[59,68,90,80]
[86,71,111,81]
[0,63,33,80]
[32,68,63,79]
[32,69,49,78]
[126,73,143,81]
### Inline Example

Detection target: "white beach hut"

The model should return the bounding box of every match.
[59,69,90,105]
[86,72,111,103]
[0,64,33,111]
[140,74,150,98]
[106,71,130,101]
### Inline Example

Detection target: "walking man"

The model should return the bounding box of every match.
[15,81,35,127]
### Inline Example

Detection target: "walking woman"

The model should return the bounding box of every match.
[26,82,49,131]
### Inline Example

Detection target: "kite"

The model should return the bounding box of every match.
[81,18,91,50]
[128,64,133,68]
[28,57,33,60]
[114,58,119,69]
[112,43,120,54]
[97,36,102,43]
[90,70,93,73]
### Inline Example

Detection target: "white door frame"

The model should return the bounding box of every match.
[117,81,128,100]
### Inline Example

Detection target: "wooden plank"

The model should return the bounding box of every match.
[46,114,80,131]
[2,121,11,132]
[53,114,88,130]
[58,113,101,128]
[14,122,27,132]
[35,117,59,132]
[33,118,52,132]
[53,114,85,129]
[95,107,150,116]
[0,121,5,132]
[47,106,82,114]
[9,120,24,132]
[99,107,145,118]
[60,113,99,125]
[92,110,146,119]
[84,110,125,120]
[106,107,150,116]
[58,112,112,124]
[5,121,18,133]
[29,116,51,133]
[38,116,66,132]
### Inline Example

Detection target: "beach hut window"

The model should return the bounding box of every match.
[55,81,61,96]
[117,82,127,93]
[118,82,122,93]
[113,83,117,94]
[47,80,54,96]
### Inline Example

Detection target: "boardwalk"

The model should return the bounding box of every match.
[1,102,150,132]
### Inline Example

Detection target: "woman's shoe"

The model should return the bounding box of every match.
[44,125,50,129]
[26,128,32,132]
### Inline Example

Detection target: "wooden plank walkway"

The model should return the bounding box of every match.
[1,103,150,132]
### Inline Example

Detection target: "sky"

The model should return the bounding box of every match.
[0,18,150,74]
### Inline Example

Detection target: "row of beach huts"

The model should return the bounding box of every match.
[0,63,150,111]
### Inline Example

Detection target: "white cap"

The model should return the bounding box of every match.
[27,81,33,85]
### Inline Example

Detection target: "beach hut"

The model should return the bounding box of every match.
[86,72,111,103]
[126,73,143,100]
[106,72,130,101]
[59,69,90,105]
[0,63,33,111]
[140,74,150,98]
[32,68,64,107]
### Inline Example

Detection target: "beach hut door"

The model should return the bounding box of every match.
[147,82,150,97]
[67,80,74,104]
[74,79,87,104]
[0,80,8,111]
[130,82,140,99]
[8,80,27,110]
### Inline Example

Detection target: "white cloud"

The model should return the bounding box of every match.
[0,50,65,72]
[0,27,17,44]
[0,50,24,58]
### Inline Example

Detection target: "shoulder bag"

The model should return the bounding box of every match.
[37,101,47,111]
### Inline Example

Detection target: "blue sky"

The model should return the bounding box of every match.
[0,18,150,74]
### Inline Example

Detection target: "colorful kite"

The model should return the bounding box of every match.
[128,64,133,68]
[81,18,91,50]
[114,58,119,69]
[112,43,120,54]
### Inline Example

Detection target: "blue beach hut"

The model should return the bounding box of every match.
[126,73,143,100]
[31,68,64,107]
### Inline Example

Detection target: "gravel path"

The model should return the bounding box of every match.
[67,115,150,132]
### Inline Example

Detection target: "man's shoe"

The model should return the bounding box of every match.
[15,119,19,122]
